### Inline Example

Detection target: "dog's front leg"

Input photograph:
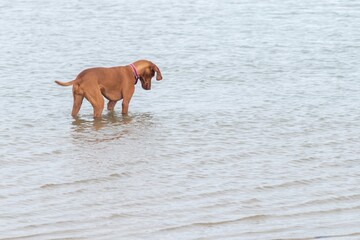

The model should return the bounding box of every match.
[121,89,134,115]
[122,99,130,115]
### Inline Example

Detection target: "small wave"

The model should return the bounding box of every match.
[275,231,360,240]
[40,172,125,189]
[255,178,322,190]
[296,193,360,208]
[158,214,270,232]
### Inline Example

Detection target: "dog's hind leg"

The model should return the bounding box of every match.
[71,83,84,118]
[71,93,84,118]
[85,87,104,118]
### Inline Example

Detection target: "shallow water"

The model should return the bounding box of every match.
[1,0,360,239]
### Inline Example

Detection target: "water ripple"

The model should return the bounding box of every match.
[1,0,360,239]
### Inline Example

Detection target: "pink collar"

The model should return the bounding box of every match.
[129,64,140,85]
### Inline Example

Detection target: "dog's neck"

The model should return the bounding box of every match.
[129,64,140,85]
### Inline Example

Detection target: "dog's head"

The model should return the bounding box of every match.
[139,61,162,90]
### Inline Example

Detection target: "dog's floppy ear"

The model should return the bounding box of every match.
[152,63,162,81]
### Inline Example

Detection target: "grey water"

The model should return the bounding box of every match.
[1,0,360,239]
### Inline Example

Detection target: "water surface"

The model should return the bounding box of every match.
[1,0,360,239]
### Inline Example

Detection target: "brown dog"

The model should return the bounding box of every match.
[55,60,162,118]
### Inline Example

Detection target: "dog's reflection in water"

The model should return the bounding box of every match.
[72,112,133,130]
[70,112,153,143]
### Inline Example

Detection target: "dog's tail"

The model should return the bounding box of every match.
[54,79,76,86]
